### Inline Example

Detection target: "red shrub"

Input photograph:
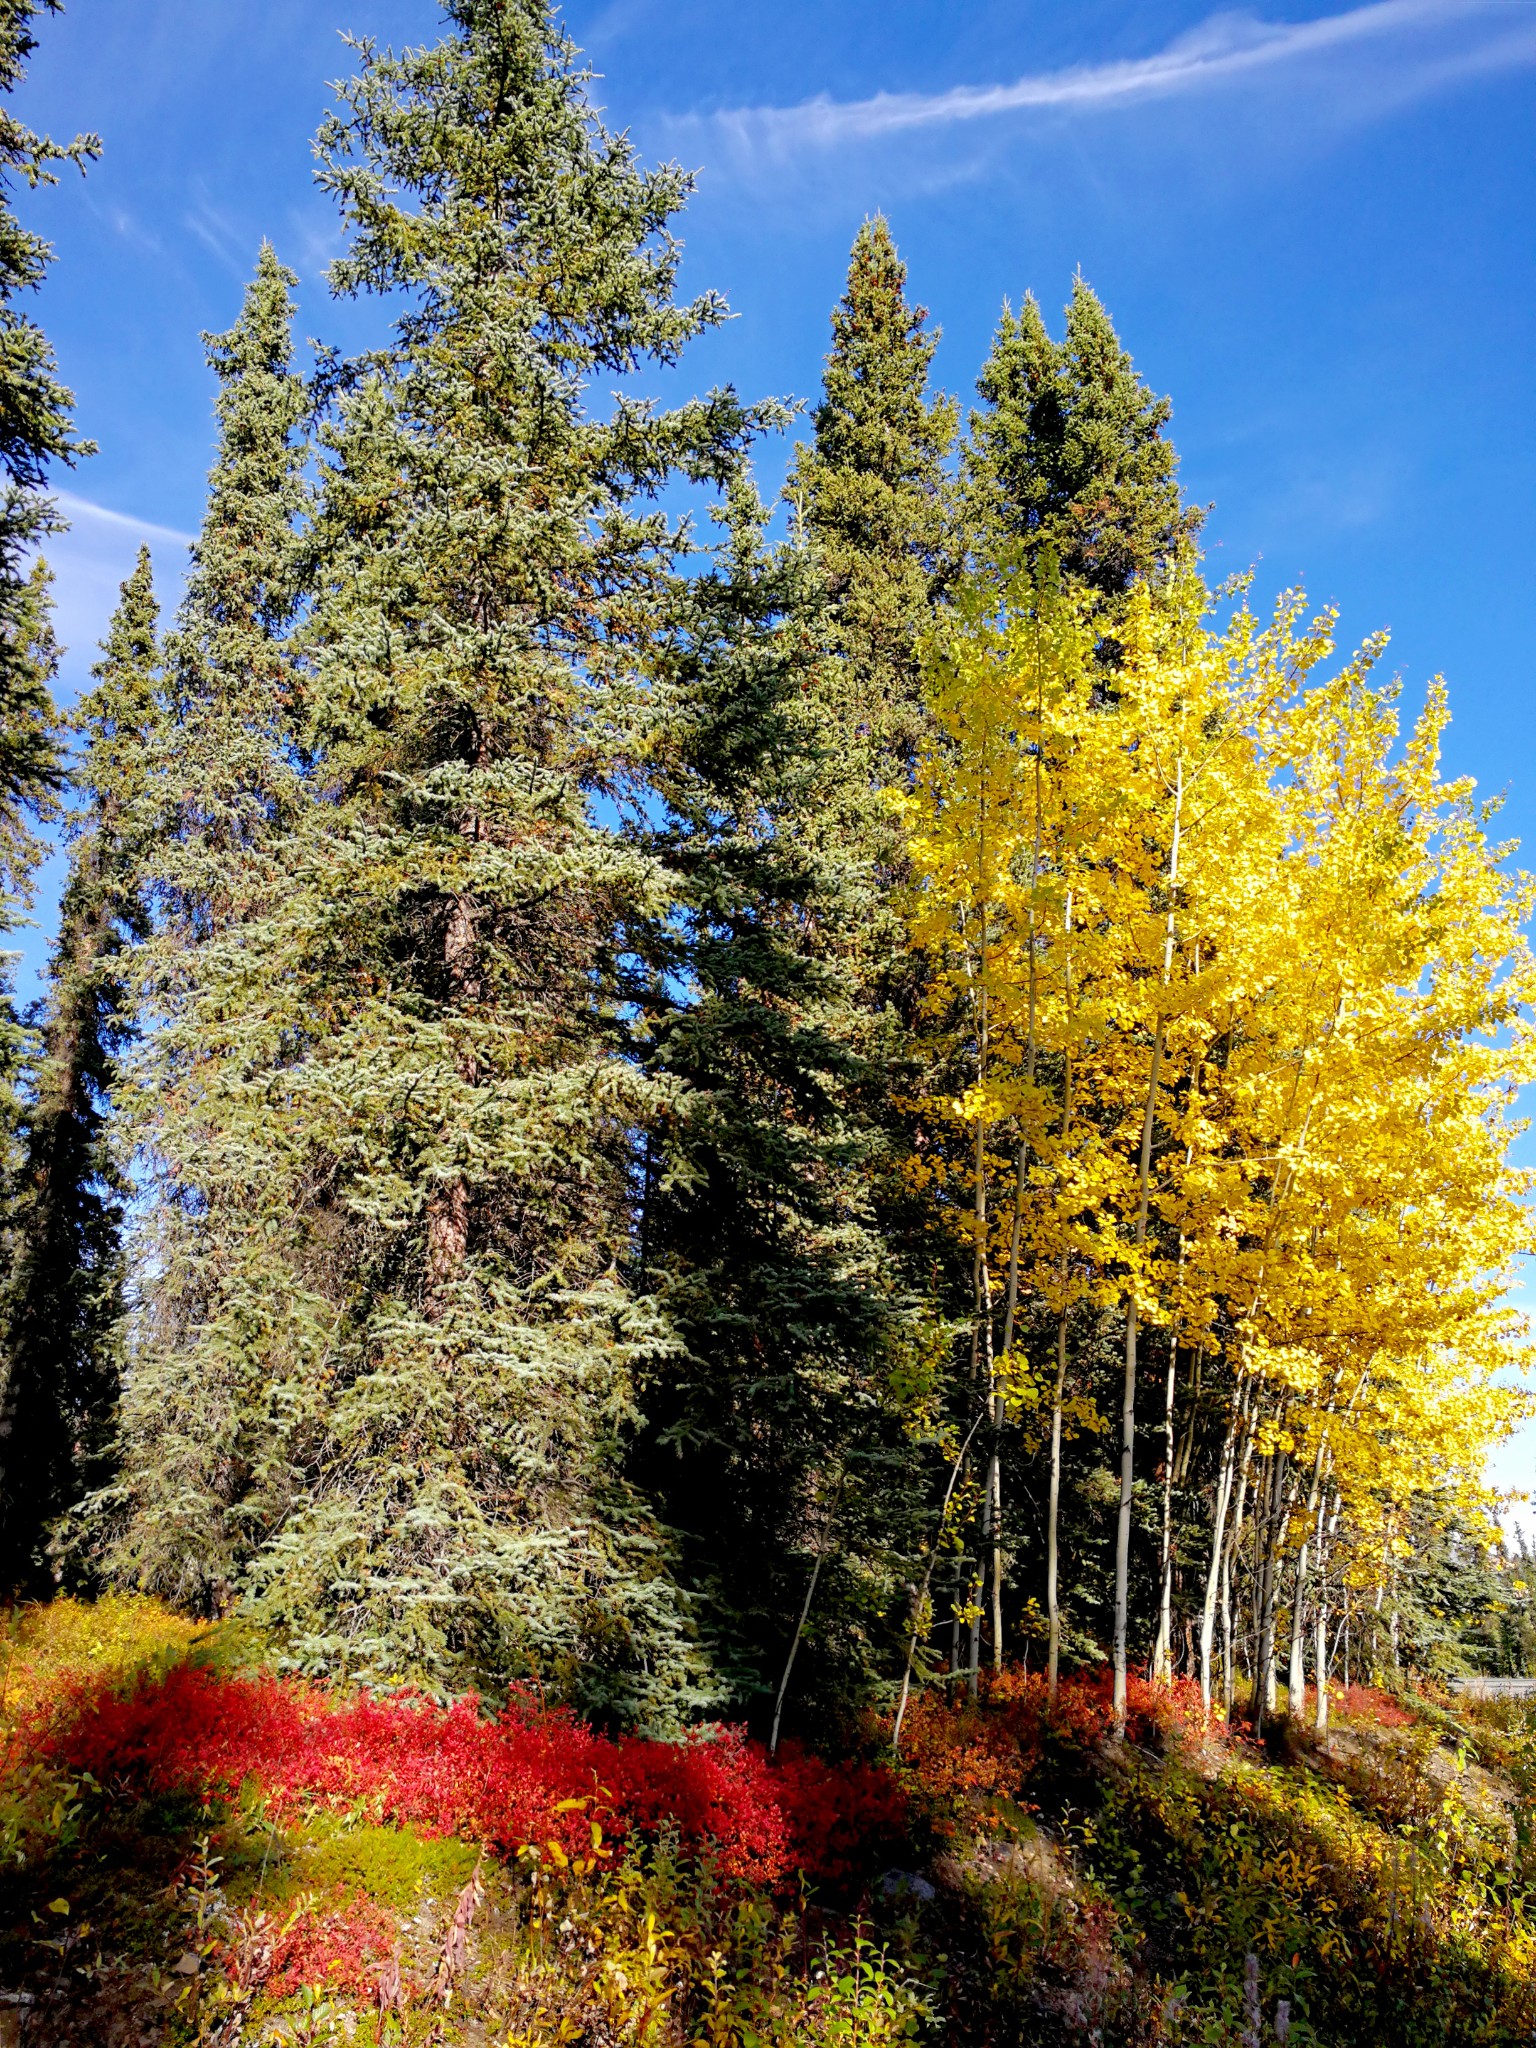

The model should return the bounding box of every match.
[261,1890,399,1999]
[35,1666,904,1890]
[1329,1684,1415,1728]
[768,1742,908,1888]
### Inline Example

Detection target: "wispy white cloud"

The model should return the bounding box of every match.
[579,0,655,51]
[83,195,166,259]
[55,492,195,551]
[182,188,252,276]
[695,0,1536,160]
[283,205,346,287]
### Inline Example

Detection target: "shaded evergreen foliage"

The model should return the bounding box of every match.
[0,0,98,1595]
[635,486,928,1730]
[1,555,159,1595]
[628,222,962,1729]
[964,278,1202,594]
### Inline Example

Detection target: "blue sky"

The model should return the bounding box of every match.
[10,0,1536,1492]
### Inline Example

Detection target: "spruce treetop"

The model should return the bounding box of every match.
[805,215,954,513]
[0,0,97,531]
[965,276,1201,595]
[789,215,956,783]
[0,1,94,925]
[74,545,160,858]
[149,249,309,903]
[307,0,772,780]
[175,244,307,710]
[317,0,728,379]
[187,249,306,630]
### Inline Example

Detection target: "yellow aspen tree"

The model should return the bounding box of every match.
[1087,579,1305,1735]
[899,569,1096,1684]
[1219,647,1536,1718]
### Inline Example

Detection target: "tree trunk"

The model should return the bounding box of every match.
[1287,1435,1332,1720]
[1113,1025,1163,1735]
[1047,1307,1067,1702]
[1111,1299,1147,1724]
[1224,1440,1255,1717]
[949,1557,962,1696]
[1047,891,1075,1708]
[1152,1324,1178,1684]
[987,1444,1003,1673]
[893,1407,987,1752]
[425,1176,470,1309]
[1287,1572,1308,1723]
[1314,1486,1342,1733]
[770,1549,824,1756]
[1251,1447,1294,1730]
[1113,756,1182,1737]
[1199,1383,1246,1709]
[425,889,479,1315]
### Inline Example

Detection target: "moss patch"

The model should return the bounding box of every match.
[233,1812,481,1913]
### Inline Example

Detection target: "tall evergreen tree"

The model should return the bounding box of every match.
[789,216,956,790]
[112,0,769,1722]
[964,278,1201,595]
[784,219,958,1244]
[1,553,159,1594]
[100,250,310,1615]
[632,217,964,1727]
[0,0,97,683]
[0,563,63,1557]
[157,241,310,908]
[0,558,59,1104]
[0,0,96,956]
[634,484,929,1730]
[0,0,98,1592]
[785,213,958,1190]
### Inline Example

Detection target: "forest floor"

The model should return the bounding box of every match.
[2,1598,1535,2047]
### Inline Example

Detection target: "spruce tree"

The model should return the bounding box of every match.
[964,277,1201,595]
[101,250,311,1617]
[0,0,97,654]
[0,563,63,1507]
[784,213,957,1118]
[789,216,956,788]
[157,241,310,902]
[784,217,957,1219]
[114,1,768,1722]
[0,553,158,1595]
[631,218,964,1726]
[635,484,928,1729]
[0,0,96,941]
[0,0,98,1593]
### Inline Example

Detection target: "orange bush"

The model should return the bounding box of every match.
[896,1667,1218,1819]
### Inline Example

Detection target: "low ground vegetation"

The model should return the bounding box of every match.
[3,1599,1536,2045]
